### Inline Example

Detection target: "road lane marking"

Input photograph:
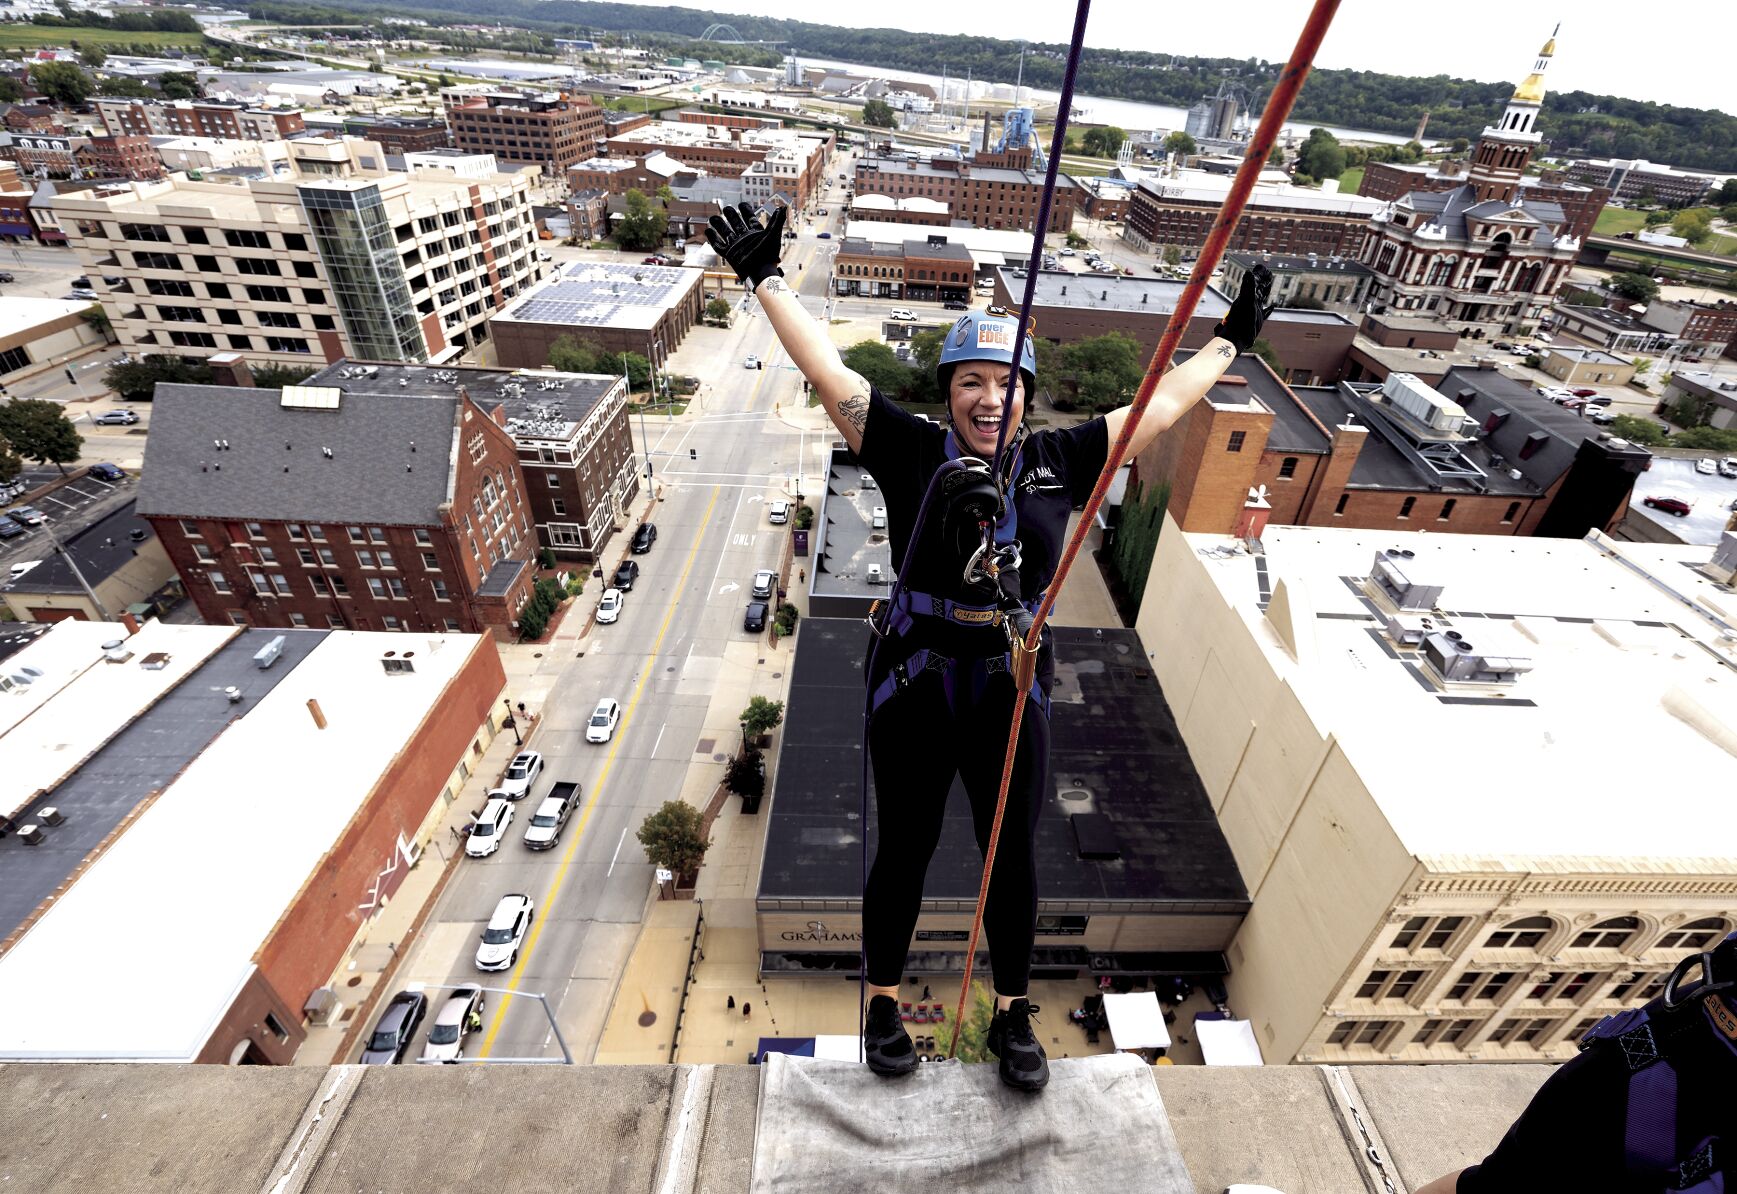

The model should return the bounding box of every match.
[478,484,723,1056]
[607,826,629,876]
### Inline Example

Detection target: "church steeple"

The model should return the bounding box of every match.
[1467,27,1557,203]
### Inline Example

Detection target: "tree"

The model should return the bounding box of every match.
[1450,137,1470,153]
[636,799,709,880]
[0,77,23,104]
[1163,244,1183,266]
[545,333,599,374]
[1636,187,1659,208]
[0,398,82,476]
[1672,209,1713,246]
[932,981,997,1062]
[1608,415,1669,446]
[1607,272,1660,304]
[1715,179,1737,206]
[1065,230,1089,249]
[1673,426,1737,451]
[704,296,731,323]
[1267,143,1285,166]
[0,433,22,485]
[862,98,896,128]
[615,187,664,252]
[1669,394,1712,429]
[102,353,212,401]
[1042,331,1143,414]
[79,303,111,341]
[906,329,946,403]
[1081,126,1126,157]
[841,340,911,398]
[29,61,91,107]
[97,76,154,98]
[1644,209,1673,227]
[725,748,764,800]
[1295,128,1346,184]
[740,695,784,738]
[656,183,674,203]
[78,46,106,68]
[1251,337,1284,376]
[157,71,200,100]
[1162,130,1196,157]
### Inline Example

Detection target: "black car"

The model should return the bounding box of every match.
[612,559,640,591]
[0,271,14,284]
[744,600,769,632]
[360,990,429,1064]
[631,523,657,554]
[943,300,969,311]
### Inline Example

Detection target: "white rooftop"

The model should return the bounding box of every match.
[0,621,233,818]
[1189,524,1737,872]
[0,629,486,1060]
[0,296,102,334]
[843,220,1038,255]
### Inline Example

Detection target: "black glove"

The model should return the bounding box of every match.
[1213,262,1275,353]
[705,201,787,291]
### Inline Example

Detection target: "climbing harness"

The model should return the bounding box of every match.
[1574,933,1735,1190]
[850,0,1346,1058]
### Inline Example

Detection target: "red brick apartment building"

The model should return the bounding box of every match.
[76,134,163,181]
[853,154,1080,232]
[95,98,305,141]
[443,89,605,172]
[136,371,538,638]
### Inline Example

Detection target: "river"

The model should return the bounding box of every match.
[796,56,1426,147]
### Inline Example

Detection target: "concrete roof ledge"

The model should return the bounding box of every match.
[0,1062,1554,1193]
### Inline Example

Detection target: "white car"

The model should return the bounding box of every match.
[743,354,760,369]
[768,499,790,524]
[1058,248,1075,256]
[498,750,543,800]
[1697,458,1718,475]
[419,985,484,1063]
[586,697,622,744]
[596,587,623,624]
[475,893,534,972]
[1720,458,1737,479]
[464,797,514,858]
[751,568,777,599]
[888,308,916,321]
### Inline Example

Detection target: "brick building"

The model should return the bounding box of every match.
[606,121,829,207]
[846,193,952,226]
[307,362,640,561]
[1124,174,1380,258]
[1,104,64,135]
[137,372,539,637]
[853,154,1079,232]
[1222,252,1373,311]
[309,115,450,155]
[1,131,84,179]
[1637,299,1737,356]
[0,616,511,1063]
[442,88,605,173]
[566,151,687,197]
[603,108,653,138]
[1075,176,1133,222]
[489,260,704,369]
[74,134,163,181]
[94,98,305,141]
[1129,360,1648,543]
[1359,158,1609,251]
[1561,157,1717,208]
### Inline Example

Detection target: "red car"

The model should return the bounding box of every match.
[1570,387,1599,398]
[1644,496,1691,517]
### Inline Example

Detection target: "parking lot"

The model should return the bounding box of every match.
[1626,455,1737,545]
[1,472,136,569]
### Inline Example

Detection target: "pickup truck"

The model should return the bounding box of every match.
[523,781,581,850]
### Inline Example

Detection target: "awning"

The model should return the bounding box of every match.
[1102,991,1170,1050]
[968,250,1007,268]
[1195,1016,1264,1066]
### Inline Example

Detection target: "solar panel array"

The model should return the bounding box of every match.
[504,262,693,326]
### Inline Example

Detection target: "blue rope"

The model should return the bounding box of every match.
[856,0,1096,1060]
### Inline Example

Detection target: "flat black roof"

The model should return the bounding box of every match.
[2,500,154,594]
[0,628,328,937]
[759,619,1250,909]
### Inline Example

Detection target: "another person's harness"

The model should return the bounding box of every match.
[866,435,1049,720]
[1577,933,1736,1191]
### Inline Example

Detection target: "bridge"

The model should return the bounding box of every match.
[1582,234,1737,282]
[699,22,784,46]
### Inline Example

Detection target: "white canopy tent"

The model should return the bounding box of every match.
[1195,1017,1265,1065]
[1102,992,1171,1050]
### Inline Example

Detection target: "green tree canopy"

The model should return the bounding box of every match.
[1450,137,1470,153]
[1040,331,1144,413]
[1644,209,1673,227]
[1081,126,1126,157]
[545,334,649,387]
[740,695,785,737]
[78,46,106,68]
[0,433,22,485]
[704,296,731,322]
[1295,128,1346,183]
[0,397,82,475]
[0,77,23,103]
[1607,271,1660,304]
[840,340,911,398]
[1162,130,1196,157]
[251,363,318,388]
[1608,415,1669,446]
[157,71,200,100]
[907,328,946,403]
[637,800,709,878]
[102,353,212,402]
[29,61,92,107]
[615,187,665,252]
[97,76,154,98]
[1672,208,1713,245]
[1715,179,1737,205]
[862,98,896,128]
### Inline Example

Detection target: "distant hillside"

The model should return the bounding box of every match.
[258,0,1737,173]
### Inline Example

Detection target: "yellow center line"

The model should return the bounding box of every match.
[479,484,724,1055]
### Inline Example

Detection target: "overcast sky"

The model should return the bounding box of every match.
[618,1,1729,115]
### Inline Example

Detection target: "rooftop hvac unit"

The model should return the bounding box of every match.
[303,987,345,1027]
[866,564,884,585]
[17,825,44,847]
[1381,372,1469,433]
[253,635,285,670]
[1370,549,1444,611]
[38,807,64,826]
[1421,631,1533,686]
[101,638,133,664]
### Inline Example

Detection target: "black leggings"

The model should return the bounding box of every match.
[862,651,1051,996]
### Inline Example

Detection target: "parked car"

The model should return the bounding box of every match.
[523,782,580,851]
[1569,388,1600,398]
[743,600,768,632]
[743,354,761,369]
[7,506,47,527]
[475,893,534,972]
[586,697,622,744]
[1644,496,1692,517]
[464,796,515,857]
[943,300,968,311]
[92,409,138,426]
[0,271,14,283]
[631,523,657,554]
[888,308,916,321]
[612,559,640,590]
[419,985,484,1063]
[0,522,23,541]
[1587,409,1616,425]
[751,568,776,599]
[768,499,789,525]
[817,232,832,239]
[1582,395,1612,407]
[1697,458,1718,475]
[596,587,624,624]
[498,751,543,800]
[1721,458,1737,479]
[818,208,828,216]
[88,462,126,481]
[1058,248,1075,256]
[360,990,429,1064]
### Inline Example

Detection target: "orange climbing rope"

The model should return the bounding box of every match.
[949,0,1344,1054]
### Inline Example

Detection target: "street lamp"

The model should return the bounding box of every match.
[403,982,572,1064]
[503,698,522,746]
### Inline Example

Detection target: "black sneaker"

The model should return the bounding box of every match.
[986,999,1050,1091]
[863,994,917,1076]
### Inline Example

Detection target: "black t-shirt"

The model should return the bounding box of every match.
[857,386,1108,662]
[1458,997,1737,1192]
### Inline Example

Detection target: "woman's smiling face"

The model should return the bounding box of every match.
[948,361,1026,457]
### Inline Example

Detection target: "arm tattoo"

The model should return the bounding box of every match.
[1217,343,1234,359]
[759,276,791,296]
[837,390,870,437]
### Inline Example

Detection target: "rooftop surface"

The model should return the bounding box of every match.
[0,625,325,938]
[495,261,701,332]
[307,361,623,441]
[1189,523,1737,870]
[1134,172,1387,213]
[0,629,486,1060]
[759,618,1249,910]
[0,500,155,594]
[136,383,462,526]
[0,295,95,331]
[844,220,1042,256]
[1004,267,1234,319]
[810,453,893,602]
[1224,250,1373,275]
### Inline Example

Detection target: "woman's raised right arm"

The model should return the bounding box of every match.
[707,203,868,454]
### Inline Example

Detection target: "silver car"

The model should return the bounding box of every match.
[419,985,484,1063]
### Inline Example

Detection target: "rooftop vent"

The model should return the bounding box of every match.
[1421,631,1533,686]
[253,635,285,670]
[1369,549,1443,612]
[382,655,415,675]
[101,638,133,663]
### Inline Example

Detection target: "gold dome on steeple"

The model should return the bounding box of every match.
[1540,36,1556,56]
[1511,29,1556,104]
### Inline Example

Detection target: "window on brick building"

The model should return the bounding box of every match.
[1573,917,1640,950]
[1278,456,1298,479]
[1438,499,1456,522]
[1226,430,1245,453]
[1334,493,1348,516]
